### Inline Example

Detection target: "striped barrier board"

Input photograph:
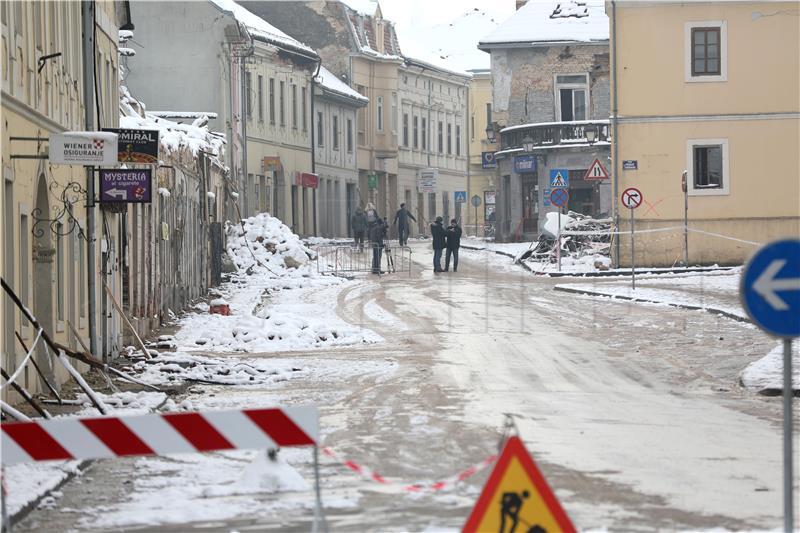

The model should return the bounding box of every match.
[1,407,318,465]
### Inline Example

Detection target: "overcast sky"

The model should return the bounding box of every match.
[341,0,517,71]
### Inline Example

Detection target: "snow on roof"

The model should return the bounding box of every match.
[339,0,380,17]
[479,0,608,47]
[315,66,368,103]
[119,85,227,171]
[403,54,472,80]
[209,0,318,57]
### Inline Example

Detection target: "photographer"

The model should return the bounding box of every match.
[369,217,387,274]
[444,218,462,272]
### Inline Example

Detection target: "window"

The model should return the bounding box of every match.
[257,75,263,122]
[438,121,443,153]
[402,113,409,146]
[421,118,427,151]
[79,230,85,319]
[456,125,461,156]
[447,123,452,154]
[428,192,436,221]
[471,115,475,141]
[391,93,398,132]
[19,214,28,327]
[56,225,63,323]
[685,21,727,82]
[347,118,353,152]
[246,72,252,119]
[442,191,450,220]
[317,111,323,146]
[279,81,285,126]
[357,85,367,144]
[269,78,275,124]
[332,114,339,150]
[486,103,492,126]
[376,96,383,131]
[554,74,588,121]
[413,116,418,149]
[292,84,297,129]
[687,138,729,196]
[301,86,307,131]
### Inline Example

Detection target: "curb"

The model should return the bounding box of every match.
[552,285,750,323]
[9,459,93,527]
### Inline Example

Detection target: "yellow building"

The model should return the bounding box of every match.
[609,1,800,266]
[2,1,127,400]
[467,69,498,237]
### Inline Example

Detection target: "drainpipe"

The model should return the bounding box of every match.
[310,58,321,236]
[465,77,470,230]
[82,0,98,357]
[240,59,249,217]
[611,0,621,267]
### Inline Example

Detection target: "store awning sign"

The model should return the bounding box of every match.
[99,168,152,203]
[103,128,160,163]
[49,132,118,166]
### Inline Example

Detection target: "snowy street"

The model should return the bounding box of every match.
[12,241,793,532]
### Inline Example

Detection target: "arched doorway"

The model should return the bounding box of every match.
[32,173,56,390]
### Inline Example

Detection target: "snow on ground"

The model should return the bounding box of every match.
[4,461,84,517]
[171,214,381,353]
[740,342,800,393]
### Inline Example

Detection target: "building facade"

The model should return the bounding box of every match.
[314,66,368,237]
[397,58,470,236]
[479,0,612,242]
[1,0,129,399]
[610,0,800,266]
[466,69,498,237]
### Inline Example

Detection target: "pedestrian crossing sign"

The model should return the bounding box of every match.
[463,436,576,533]
[550,169,569,189]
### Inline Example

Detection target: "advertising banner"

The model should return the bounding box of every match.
[99,168,152,203]
[103,128,159,163]
[49,132,118,166]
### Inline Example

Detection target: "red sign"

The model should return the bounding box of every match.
[584,158,609,181]
[621,187,643,209]
[301,172,319,189]
[550,188,569,208]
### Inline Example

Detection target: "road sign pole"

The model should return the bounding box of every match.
[783,337,794,533]
[475,205,478,237]
[630,207,635,290]
[557,209,562,272]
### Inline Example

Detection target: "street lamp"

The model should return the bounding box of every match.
[522,135,535,153]
[585,125,598,145]
[485,122,497,143]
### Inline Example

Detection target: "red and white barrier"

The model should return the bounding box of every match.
[1,407,318,465]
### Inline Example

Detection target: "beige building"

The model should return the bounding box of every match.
[609,0,800,266]
[466,69,497,236]
[2,0,129,400]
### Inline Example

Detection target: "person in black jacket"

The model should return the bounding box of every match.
[444,218,462,272]
[369,218,386,274]
[351,207,367,252]
[392,203,417,246]
[430,216,446,273]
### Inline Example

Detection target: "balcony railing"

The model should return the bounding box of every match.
[500,120,611,151]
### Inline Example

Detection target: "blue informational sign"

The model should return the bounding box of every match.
[454,191,467,203]
[543,188,552,207]
[514,155,536,173]
[741,239,800,338]
[550,168,569,188]
[481,151,497,169]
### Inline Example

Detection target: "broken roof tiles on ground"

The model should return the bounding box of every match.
[209,0,319,57]
[479,0,609,47]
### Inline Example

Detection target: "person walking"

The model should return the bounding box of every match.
[365,202,379,228]
[369,217,386,274]
[392,203,417,246]
[430,216,446,273]
[351,206,367,252]
[444,218,462,272]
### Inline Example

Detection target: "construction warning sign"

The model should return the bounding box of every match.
[463,436,576,533]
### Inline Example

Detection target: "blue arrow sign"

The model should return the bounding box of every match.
[741,239,800,338]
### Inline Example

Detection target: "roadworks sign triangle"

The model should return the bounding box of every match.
[463,436,576,533]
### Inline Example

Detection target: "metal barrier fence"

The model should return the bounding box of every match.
[315,242,412,276]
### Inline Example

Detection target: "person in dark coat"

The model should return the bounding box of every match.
[369,218,386,274]
[351,207,367,251]
[430,216,446,273]
[444,218,462,272]
[392,203,417,246]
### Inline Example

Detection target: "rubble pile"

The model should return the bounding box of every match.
[519,211,613,268]
[225,213,317,274]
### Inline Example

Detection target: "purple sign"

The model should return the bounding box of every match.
[99,168,152,203]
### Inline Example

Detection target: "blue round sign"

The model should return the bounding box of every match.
[741,239,800,338]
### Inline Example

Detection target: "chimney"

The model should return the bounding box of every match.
[516,0,527,9]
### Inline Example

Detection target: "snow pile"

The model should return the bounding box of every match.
[75,391,171,414]
[740,342,800,394]
[541,211,575,239]
[4,461,84,516]
[226,213,317,273]
[480,0,608,46]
